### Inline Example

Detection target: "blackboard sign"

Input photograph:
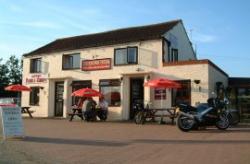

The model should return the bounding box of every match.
[0,106,24,140]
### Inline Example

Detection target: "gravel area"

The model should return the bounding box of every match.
[1,119,250,164]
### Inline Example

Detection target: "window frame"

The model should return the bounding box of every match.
[114,46,138,66]
[30,58,42,73]
[62,53,80,70]
[99,79,121,107]
[29,87,40,106]
[171,48,178,62]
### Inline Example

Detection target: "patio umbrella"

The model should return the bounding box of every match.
[71,88,102,97]
[5,84,32,92]
[144,78,181,123]
[144,78,181,88]
[5,84,32,107]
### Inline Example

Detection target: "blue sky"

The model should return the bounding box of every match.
[0,0,249,77]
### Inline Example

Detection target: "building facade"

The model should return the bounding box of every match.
[21,20,228,120]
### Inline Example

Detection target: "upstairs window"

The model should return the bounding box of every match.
[171,48,178,62]
[114,47,138,65]
[30,58,42,73]
[62,53,80,70]
[30,87,40,106]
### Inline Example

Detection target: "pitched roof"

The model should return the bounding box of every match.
[24,19,181,56]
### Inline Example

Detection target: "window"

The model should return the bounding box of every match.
[162,40,170,62]
[62,53,80,70]
[162,40,178,63]
[114,47,138,65]
[172,80,191,106]
[30,58,41,73]
[99,79,121,106]
[29,87,40,106]
[171,48,178,62]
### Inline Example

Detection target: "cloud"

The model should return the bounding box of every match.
[192,33,217,43]
[0,20,61,29]
[22,21,61,29]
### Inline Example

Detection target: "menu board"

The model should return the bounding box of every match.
[0,106,24,140]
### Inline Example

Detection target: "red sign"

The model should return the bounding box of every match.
[81,58,111,71]
[25,74,48,84]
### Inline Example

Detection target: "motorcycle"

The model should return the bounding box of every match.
[177,97,230,132]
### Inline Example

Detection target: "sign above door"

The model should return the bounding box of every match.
[81,58,111,71]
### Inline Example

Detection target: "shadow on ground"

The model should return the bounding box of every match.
[23,136,250,147]
[24,136,129,147]
[189,127,250,133]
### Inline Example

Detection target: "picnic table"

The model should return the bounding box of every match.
[134,107,178,125]
[21,106,33,118]
[68,106,84,121]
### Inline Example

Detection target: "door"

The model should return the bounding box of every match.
[55,81,64,117]
[130,78,144,119]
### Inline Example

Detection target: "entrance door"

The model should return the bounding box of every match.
[130,78,144,119]
[55,81,64,117]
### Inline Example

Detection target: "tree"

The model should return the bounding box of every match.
[6,55,22,84]
[0,58,10,97]
[0,55,22,97]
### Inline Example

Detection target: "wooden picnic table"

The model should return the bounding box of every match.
[134,107,178,125]
[68,107,84,121]
[21,106,33,118]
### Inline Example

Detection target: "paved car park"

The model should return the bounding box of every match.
[1,119,250,164]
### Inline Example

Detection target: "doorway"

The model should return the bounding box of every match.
[55,81,64,117]
[130,78,144,119]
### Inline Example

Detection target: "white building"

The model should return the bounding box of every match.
[22,19,228,120]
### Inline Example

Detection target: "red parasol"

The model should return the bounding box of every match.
[144,78,181,113]
[144,78,181,88]
[71,88,102,97]
[5,84,32,92]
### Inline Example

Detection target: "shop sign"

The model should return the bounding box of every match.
[82,58,111,71]
[154,88,166,100]
[25,74,48,84]
[0,106,24,140]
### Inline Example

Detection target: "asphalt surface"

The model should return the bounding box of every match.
[1,119,250,164]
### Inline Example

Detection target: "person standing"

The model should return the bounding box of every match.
[98,96,108,120]
[83,97,96,121]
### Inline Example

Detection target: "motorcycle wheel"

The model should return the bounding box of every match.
[216,112,230,130]
[177,114,195,132]
[134,111,145,124]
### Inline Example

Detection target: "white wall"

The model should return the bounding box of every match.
[22,39,163,119]
[163,22,196,62]
[208,64,228,97]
